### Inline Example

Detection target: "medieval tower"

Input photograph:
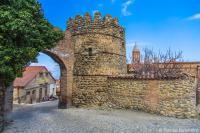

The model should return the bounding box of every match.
[66,12,127,106]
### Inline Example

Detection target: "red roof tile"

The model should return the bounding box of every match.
[13,66,49,87]
[127,63,142,71]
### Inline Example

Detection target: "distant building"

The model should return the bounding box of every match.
[49,84,56,97]
[132,44,140,64]
[128,44,200,78]
[13,66,56,104]
[55,80,60,95]
[49,80,60,97]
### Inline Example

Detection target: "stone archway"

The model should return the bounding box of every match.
[42,50,68,108]
[3,30,74,111]
[42,30,74,108]
[1,31,74,132]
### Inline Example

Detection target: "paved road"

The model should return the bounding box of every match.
[3,100,200,133]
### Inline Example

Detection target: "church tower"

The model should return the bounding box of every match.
[132,43,140,64]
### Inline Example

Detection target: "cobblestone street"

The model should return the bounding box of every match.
[3,100,200,133]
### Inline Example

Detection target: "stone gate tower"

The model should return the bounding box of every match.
[67,12,126,76]
[67,12,127,106]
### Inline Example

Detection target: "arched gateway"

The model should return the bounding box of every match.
[36,12,126,108]
[43,30,74,108]
[5,12,125,110]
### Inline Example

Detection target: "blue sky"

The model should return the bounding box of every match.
[31,0,200,79]
[30,53,61,79]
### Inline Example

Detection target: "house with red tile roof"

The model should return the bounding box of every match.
[13,66,56,104]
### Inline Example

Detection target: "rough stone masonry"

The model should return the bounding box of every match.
[67,12,199,118]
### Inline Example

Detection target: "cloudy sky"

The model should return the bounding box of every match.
[31,0,200,79]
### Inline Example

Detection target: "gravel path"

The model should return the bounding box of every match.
[3,100,200,133]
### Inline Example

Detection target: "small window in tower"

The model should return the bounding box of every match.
[88,48,92,56]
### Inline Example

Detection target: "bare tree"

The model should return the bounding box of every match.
[134,47,185,79]
[126,53,133,64]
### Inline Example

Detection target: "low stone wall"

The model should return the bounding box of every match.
[72,74,197,118]
[107,77,197,118]
[72,76,108,107]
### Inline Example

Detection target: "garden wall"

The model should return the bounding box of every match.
[107,76,197,118]
[72,76,108,107]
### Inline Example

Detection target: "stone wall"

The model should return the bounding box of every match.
[107,76,197,118]
[72,76,108,107]
[72,32,126,76]
[71,74,198,118]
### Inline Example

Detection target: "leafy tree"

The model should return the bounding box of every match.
[0,0,64,87]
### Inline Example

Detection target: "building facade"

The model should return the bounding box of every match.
[13,66,56,104]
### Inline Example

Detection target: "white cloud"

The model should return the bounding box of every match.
[122,0,134,16]
[188,13,200,20]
